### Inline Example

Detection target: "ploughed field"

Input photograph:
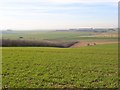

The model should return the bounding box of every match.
[2,44,118,88]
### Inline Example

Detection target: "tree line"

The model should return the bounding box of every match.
[1,39,78,48]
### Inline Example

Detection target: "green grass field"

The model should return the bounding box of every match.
[2,31,118,41]
[2,44,118,88]
[2,31,91,40]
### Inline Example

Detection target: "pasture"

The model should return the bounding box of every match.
[2,44,118,88]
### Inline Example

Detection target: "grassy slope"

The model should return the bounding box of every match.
[2,44,118,88]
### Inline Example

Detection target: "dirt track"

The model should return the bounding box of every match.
[70,41,118,48]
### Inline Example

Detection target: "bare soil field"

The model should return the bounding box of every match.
[70,41,118,48]
[93,33,118,37]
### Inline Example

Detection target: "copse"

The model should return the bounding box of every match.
[1,39,78,48]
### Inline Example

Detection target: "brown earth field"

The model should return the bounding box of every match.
[70,41,119,48]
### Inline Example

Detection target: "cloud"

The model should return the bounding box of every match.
[49,0,118,3]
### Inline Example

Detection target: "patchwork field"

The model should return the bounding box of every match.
[2,30,118,41]
[2,44,118,88]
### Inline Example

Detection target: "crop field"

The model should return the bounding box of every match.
[2,30,118,41]
[2,31,93,40]
[2,44,118,88]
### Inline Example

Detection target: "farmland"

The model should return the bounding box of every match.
[2,29,118,41]
[0,0,118,88]
[2,44,118,88]
[2,29,119,88]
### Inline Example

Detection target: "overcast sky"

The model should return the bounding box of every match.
[0,0,118,30]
